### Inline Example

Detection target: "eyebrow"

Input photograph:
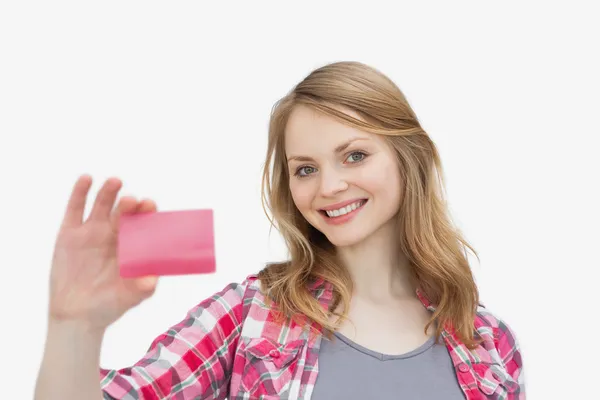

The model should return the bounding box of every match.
[286,137,370,163]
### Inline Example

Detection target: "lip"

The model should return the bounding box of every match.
[319,198,367,212]
[318,199,368,226]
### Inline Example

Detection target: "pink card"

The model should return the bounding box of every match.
[118,209,216,278]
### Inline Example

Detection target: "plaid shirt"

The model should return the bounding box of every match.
[100,275,525,399]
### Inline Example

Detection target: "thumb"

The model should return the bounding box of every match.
[132,275,159,297]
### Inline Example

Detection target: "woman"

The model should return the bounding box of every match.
[34,61,525,399]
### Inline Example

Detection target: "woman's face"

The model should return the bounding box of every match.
[285,105,403,247]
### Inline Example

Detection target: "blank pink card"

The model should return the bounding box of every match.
[118,209,216,278]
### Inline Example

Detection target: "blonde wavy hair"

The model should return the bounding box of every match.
[258,61,481,349]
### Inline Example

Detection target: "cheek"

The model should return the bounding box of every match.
[289,181,315,212]
[358,160,402,200]
[380,167,403,207]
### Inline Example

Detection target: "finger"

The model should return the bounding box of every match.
[134,275,159,295]
[61,175,93,228]
[109,196,138,231]
[88,178,122,222]
[123,275,159,300]
[136,199,157,214]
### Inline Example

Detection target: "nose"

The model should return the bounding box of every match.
[318,166,349,197]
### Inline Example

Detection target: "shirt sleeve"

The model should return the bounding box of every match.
[496,318,526,399]
[99,279,250,400]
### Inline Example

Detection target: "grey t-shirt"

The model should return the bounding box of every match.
[311,331,465,399]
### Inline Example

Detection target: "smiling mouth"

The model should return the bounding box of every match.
[319,199,368,218]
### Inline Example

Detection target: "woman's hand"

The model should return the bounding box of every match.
[48,175,159,331]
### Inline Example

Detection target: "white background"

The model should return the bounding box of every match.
[1,1,598,399]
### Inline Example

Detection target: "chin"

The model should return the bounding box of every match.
[322,231,369,248]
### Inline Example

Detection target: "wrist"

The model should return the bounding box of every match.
[47,317,107,340]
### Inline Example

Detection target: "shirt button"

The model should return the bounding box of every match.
[269,349,280,358]
[458,362,470,373]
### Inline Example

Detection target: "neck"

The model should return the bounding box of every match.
[335,220,416,301]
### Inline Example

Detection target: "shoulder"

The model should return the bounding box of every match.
[475,304,520,343]
[474,304,524,373]
[182,274,265,329]
[238,273,269,307]
[210,274,272,318]
[239,273,263,295]
[207,274,264,302]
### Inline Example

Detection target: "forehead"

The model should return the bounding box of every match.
[284,105,372,152]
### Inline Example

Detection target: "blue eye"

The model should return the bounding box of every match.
[295,166,316,178]
[346,151,366,163]
[293,151,368,179]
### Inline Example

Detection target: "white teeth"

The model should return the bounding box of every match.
[325,200,365,217]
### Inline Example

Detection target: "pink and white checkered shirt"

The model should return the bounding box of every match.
[100,275,525,399]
